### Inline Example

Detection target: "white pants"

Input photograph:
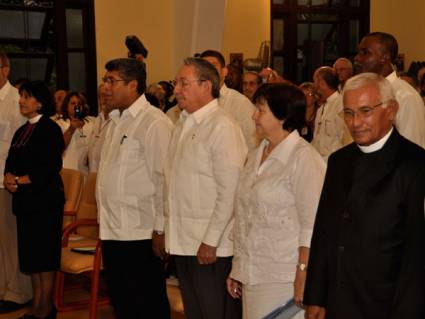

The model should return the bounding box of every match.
[242,282,304,319]
[0,189,32,303]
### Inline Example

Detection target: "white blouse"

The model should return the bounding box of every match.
[230,130,326,285]
[56,117,95,174]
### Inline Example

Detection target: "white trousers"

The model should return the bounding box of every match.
[0,189,32,303]
[242,282,304,319]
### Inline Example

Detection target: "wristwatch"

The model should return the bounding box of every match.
[297,262,307,271]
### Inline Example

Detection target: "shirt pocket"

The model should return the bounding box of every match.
[324,118,336,137]
[120,137,141,163]
[0,120,11,141]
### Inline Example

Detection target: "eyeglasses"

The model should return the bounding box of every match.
[343,101,386,120]
[102,77,127,86]
[173,78,204,88]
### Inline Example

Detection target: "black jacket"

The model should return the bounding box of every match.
[304,129,425,319]
[5,115,65,215]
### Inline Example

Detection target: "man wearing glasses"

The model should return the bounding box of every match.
[159,57,247,319]
[96,58,171,318]
[304,73,425,319]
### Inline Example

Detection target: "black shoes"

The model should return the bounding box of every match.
[0,299,30,313]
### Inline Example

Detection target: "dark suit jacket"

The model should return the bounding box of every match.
[304,129,425,319]
[5,115,65,215]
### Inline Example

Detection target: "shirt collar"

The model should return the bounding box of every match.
[109,94,148,122]
[220,83,229,96]
[385,71,398,84]
[260,130,302,166]
[29,114,42,124]
[357,127,393,153]
[0,81,13,101]
[326,90,340,104]
[180,99,218,124]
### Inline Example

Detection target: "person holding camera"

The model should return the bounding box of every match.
[56,92,94,174]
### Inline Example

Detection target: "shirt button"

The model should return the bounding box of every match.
[338,245,345,252]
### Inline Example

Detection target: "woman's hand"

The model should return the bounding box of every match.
[226,277,242,299]
[69,118,85,130]
[294,267,307,308]
[4,173,18,193]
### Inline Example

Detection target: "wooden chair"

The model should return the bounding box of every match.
[55,172,109,319]
[60,168,84,227]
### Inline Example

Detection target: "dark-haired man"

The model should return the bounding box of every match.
[354,32,425,148]
[96,58,171,318]
[163,57,247,319]
[200,50,257,150]
[0,52,31,314]
[311,66,347,160]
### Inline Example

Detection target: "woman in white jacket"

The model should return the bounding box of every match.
[227,83,326,319]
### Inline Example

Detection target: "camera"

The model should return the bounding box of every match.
[125,35,148,59]
[74,105,86,121]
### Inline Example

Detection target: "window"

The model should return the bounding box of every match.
[0,0,97,114]
[271,0,370,83]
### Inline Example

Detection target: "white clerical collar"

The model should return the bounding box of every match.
[358,128,393,153]
[29,114,42,124]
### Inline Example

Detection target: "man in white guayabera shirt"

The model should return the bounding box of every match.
[96,58,172,319]
[159,57,247,319]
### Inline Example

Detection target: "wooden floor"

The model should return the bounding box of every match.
[0,304,115,319]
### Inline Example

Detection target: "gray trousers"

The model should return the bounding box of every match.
[174,255,242,319]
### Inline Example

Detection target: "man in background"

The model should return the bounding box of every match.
[0,51,31,314]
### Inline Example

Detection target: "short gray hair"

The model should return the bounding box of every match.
[343,72,395,107]
[183,57,220,98]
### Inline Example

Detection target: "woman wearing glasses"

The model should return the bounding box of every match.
[226,83,326,319]
[4,81,64,319]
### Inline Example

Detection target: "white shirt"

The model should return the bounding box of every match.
[230,131,326,285]
[0,81,25,187]
[386,71,425,149]
[164,99,247,256]
[87,112,111,172]
[96,94,173,241]
[312,91,345,160]
[165,105,182,124]
[56,116,95,174]
[219,84,258,150]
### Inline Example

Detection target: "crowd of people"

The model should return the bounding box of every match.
[0,30,424,319]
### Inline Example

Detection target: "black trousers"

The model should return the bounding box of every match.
[174,255,242,319]
[102,240,170,319]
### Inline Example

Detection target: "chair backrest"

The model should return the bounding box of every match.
[76,172,99,239]
[60,168,84,212]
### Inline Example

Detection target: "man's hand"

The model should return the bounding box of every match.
[4,173,17,193]
[305,305,326,319]
[196,242,217,265]
[226,277,242,299]
[152,232,167,260]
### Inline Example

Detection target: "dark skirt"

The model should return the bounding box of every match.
[16,208,63,273]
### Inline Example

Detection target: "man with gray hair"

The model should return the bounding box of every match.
[333,57,353,90]
[304,72,425,319]
[311,66,347,160]
[0,52,31,313]
[160,57,247,318]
